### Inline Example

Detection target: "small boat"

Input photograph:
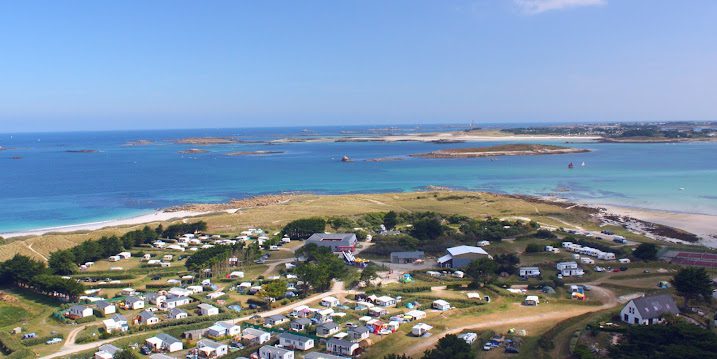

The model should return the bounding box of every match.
[581,161,586,167]
[568,162,574,169]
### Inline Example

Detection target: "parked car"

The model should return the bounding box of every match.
[46,338,62,345]
[22,333,37,340]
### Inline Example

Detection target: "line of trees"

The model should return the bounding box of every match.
[0,254,83,301]
[48,221,209,275]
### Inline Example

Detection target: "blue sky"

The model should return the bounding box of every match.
[1,0,716,132]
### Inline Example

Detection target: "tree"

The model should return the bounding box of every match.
[282,218,326,240]
[672,267,713,307]
[535,229,557,239]
[0,254,48,285]
[525,243,542,253]
[633,243,658,261]
[114,349,141,359]
[410,217,444,241]
[48,250,78,275]
[610,321,717,359]
[383,211,398,230]
[422,334,475,359]
[465,258,498,287]
[261,280,288,299]
[295,244,347,291]
[494,253,520,275]
[360,263,380,282]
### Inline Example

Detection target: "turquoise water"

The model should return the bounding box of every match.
[1,125,716,233]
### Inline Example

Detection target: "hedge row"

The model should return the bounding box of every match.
[21,334,64,347]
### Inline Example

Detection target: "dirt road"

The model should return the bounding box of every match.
[404,285,618,357]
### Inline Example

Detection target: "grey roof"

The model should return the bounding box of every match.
[317,321,339,330]
[69,305,87,312]
[390,251,425,258]
[520,266,540,271]
[138,311,157,321]
[293,318,312,325]
[304,353,349,359]
[149,354,176,359]
[146,292,164,300]
[96,300,113,308]
[111,314,127,322]
[198,338,226,349]
[168,308,187,317]
[198,303,217,310]
[327,338,355,347]
[156,333,181,345]
[306,233,357,248]
[349,326,371,334]
[260,345,293,355]
[267,314,288,322]
[630,294,679,319]
[216,321,236,329]
[126,296,143,304]
[279,332,313,343]
[98,344,121,355]
[166,296,191,304]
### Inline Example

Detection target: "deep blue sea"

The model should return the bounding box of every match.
[1,124,716,233]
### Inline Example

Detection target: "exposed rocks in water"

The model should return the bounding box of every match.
[178,148,209,154]
[225,150,284,156]
[175,137,238,145]
[124,139,154,146]
[366,157,405,162]
[430,139,466,144]
[341,155,351,162]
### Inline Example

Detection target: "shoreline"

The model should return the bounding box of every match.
[269,131,602,144]
[0,210,213,239]
[1,191,716,248]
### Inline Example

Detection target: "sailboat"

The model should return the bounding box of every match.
[568,162,574,169]
[581,161,586,167]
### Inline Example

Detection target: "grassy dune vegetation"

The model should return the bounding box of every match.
[0,191,602,262]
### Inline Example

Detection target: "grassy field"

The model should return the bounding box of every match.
[0,191,609,261]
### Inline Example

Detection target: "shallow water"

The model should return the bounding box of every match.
[1,125,716,233]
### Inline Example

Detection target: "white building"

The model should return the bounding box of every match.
[519,267,541,278]
[621,294,679,325]
[432,300,451,311]
[411,323,433,336]
[197,339,228,358]
[198,303,219,316]
[556,261,584,277]
[259,345,294,359]
[320,296,340,307]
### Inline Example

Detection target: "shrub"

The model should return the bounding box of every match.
[525,243,542,253]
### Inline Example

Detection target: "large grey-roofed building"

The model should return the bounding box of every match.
[306,233,357,253]
[390,251,425,264]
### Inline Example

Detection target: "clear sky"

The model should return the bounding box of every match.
[1,0,716,132]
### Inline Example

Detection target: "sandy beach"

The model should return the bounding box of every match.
[2,192,715,249]
[0,210,212,239]
[271,131,601,144]
[599,204,717,247]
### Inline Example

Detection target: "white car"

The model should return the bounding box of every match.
[46,338,62,345]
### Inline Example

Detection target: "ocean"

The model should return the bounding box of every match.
[1,124,716,233]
